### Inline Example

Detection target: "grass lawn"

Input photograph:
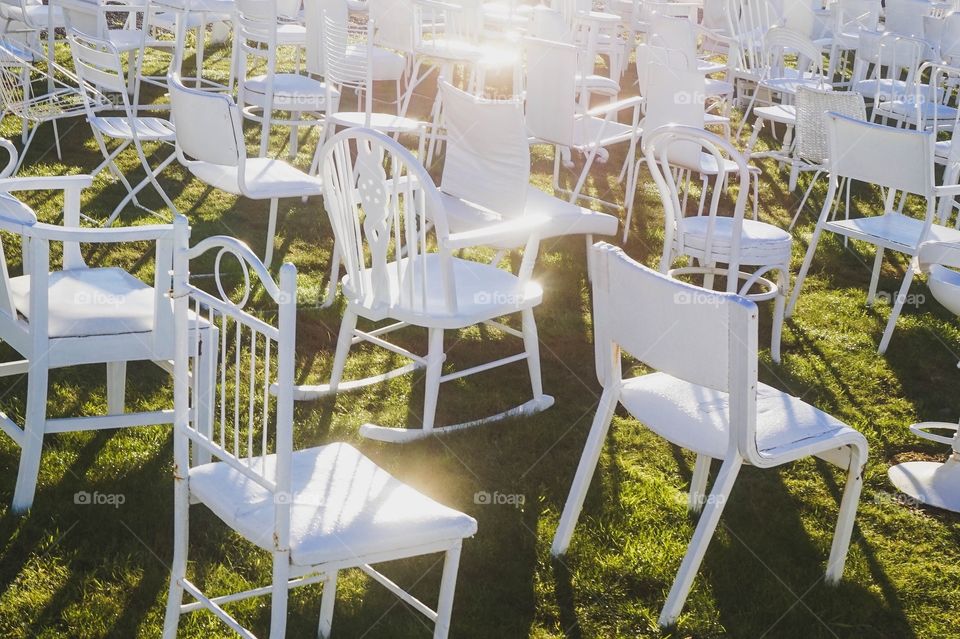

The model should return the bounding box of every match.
[0,39,958,639]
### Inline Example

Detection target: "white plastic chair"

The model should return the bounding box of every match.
[301,127,554,442]
[787,112,960,353]
[162,218,477,638]
[69,32,180,225]
[646,124,791,362]
[0,166,178,512]
[168,73,324,267]
[552,241,868,627]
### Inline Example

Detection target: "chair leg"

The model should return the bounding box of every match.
[866,248,884,307]
[328,310,357,391]
[825,445,864,583]
[162,452,191,639]
[317,570,338,639]
[434,541,463,639]
[771,265,788,364]
[658,455,742,627]
[321,242,340,309]
[878,266,915,354]
[106,361,126,415]
[786,222,825,318]
[269,551,291,638]
[12,364,48,513]
[688,454,711,514]
[264,199,279,268]
[421,328,444,433]
[552,385,620,556]
[521,308,545,402]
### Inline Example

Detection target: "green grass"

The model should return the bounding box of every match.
[0,40,958,639]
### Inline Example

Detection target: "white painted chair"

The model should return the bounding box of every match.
[168,73,324,267]
[814,0,881,85]
[301,128,554,442]
[0,169,177,512]
[645,123,790,362]
[851,30,926,111]
[524,36,643,214]
[787,113,960,353]
[69,32,179,225]
[873,62,960,131]
[162,218,477,638]
[552,241,868,627]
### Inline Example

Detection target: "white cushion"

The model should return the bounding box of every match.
[679,216,792,264]
[188,157,324,200]
[0,192,37,225]
[619,372,862,460]
[8,267,156,338]
[189,442,477,566]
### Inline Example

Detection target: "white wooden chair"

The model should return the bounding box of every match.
[0,165,178,512]
[552,242,869,627]
[301,128,553,442]
[788,113,960,353]
[68,32,180,225]
[168,73,324,267]
[163,218,477,638]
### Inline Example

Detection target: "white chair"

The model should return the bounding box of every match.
[815,0,881,85]
[301,128,554,442]
[646,124,790,362]
[69,32,180,225]
[147,0,235,94]
[168,73,324,267]
[884,0,932,38]
[851,30,926,110]
[552,241,868,627]
[873,61,960,131]
[524,36,643,214]
[162,219,477,638]
[0,166,178,512]
[788,113,960,353]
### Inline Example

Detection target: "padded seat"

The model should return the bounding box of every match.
[188,157,323,199]
[89,116,176,142]
[8,267,156,338]
[619,372,863,460]
[827,212,960,251]
[189,442,478,566]
[680,216,792,264]
[0,2,63,27]
[243,74,339,110]
[342,254,543,327]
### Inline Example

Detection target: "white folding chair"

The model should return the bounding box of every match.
[552,242,868,627]
[162,219,477,638]
[0,167,178,512]
[300,128,554,442]
[168,73,324,267]
[788,112,960,353]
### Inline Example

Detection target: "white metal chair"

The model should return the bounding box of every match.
[787,112,960,353]
[0,167,178,512]
[646,123,790,362]
[873,61,960,131]
[300,127,554,442]
[162,218,477,638]
[851,30,926,111]
[168,73,324,267]
[552,241,869,627]
[69,32,180,225]
[814,0,881,84]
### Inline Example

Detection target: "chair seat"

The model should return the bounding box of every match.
[853,78,909,101]
[936,138,951,160]
[441,186,618,246]
[328,111,423,134]
[753,103,796,126]
[619,372,865,461]
[826,212,960,252]
[572,114,636,148]
[342,254,543,327]
[90,115,176,142]
[875,98,957,122]
[577,73,620,96]
[761,75,826,95]
[243,74,339,111]
[705,77,733,98]
[679,216,792,264]
[0,3,63,27]
[189,442,478,567]
[188,157,324,200]
[8,267,155,338]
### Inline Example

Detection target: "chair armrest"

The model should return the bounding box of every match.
[26,222,175,243]
[0,174,94,193]
[445,215,546,250]
[586,95,644,117]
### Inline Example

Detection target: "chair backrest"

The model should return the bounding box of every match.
[825,111,934,197]
[832,0,881,36]
[304,0,349,75]
[322,12,373,99]
[523,36,577,146]
[439,80,530,217]
[317,128,458,314]
[172,217,297,544]
[726,0,783,73]
[642,62,706,166]
[168,73,245,168]
[941,12,960,62]
[794,86,866,163]
[368,0,415,52]
[644,124,751,282]
[67,32,133,121]
[636,42,694,98]
[648,13,699,61]
[854,30,925,93]
[762,26,825,80]
[590,242,759,458]
[884,0,930,37]
[58,0,107,38]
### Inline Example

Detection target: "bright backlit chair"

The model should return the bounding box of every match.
[552,242,868,627]
[162,219,477,638]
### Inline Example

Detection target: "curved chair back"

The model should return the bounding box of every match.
[762,26,824,80]
[168,73,244,168]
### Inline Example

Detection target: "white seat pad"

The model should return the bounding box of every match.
[342,254,542,327]
[619,372,861,460]
[8,267,155,338]
[90,116,176,141]
[189,442,478,566]
[827,212,960,251]
[189,157,323,199]
[243,74,339,110]
[680,216,792,264]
